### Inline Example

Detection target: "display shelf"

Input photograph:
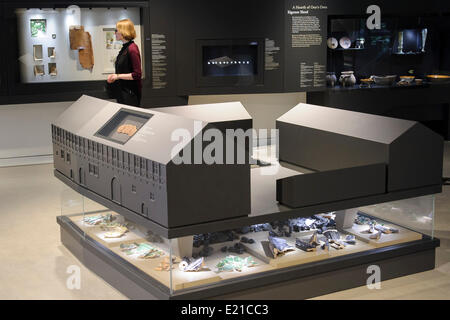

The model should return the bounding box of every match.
[70,213,147,248]
[331,47,366,51]
[63,209,428,294]
[392,51,425,55]
[344,223,422,248]
[110,242,224,291]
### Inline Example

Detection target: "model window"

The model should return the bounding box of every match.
[146,160,151,178]
[134,155,139,174]
[97,143,102,159]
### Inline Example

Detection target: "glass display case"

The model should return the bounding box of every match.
[326,15,450,88]
[15,7,144,83]
[60,188,435,297]
[54,97,442,299]
[196,39,264,87]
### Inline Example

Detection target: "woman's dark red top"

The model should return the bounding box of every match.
[115,40,142,98]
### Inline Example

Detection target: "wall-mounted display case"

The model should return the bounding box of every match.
[326,15,450,89]
[196,39,264,87]
[2,1,151,104]
[15,7,143,83]
[309,10,450,139]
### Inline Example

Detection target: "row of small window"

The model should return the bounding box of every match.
[52,126,163,181]
[56,149,71,164]
[88,163,99,177]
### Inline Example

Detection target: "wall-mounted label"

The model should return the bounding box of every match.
[265,38,280,71]
[285,1,328,91]
[151,33,168,89]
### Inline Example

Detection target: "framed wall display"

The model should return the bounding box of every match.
[102,27,123,74]
[3,1,151,104]
[30,19,46,37]
[196,38,264,87]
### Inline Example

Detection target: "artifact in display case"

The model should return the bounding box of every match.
[426,75,450,83]
[69,26,94,69]
[48,47,55,58]
[103,27,122,73]
[52,95,252,229]
[197,39,264,87]
[48,63,57,76]
[326,15,450,89]
[34,65,44,76]
[30,19,46,37]
[393,29,428,55]
[33,45,43,61]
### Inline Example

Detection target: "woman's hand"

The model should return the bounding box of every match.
[107,74,119,83]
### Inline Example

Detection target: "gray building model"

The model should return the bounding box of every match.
[276,103,444,208]
[52,95,252,228]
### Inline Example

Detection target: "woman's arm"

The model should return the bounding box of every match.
[117,73,134,80]
[107,73,133,82]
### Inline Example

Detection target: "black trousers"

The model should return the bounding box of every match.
[116,87,141,107]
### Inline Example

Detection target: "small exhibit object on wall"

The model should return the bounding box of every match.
[69,25,94,69]
[30,19,46,37]
[103,27,122,73]
[327,37,338,49]
[48,47,56,58]
[33,44,43,61]
[34,65,44,76]
[48,63,57,76]
[339,37,352,49]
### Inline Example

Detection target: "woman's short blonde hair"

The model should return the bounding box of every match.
[116,19,136,40]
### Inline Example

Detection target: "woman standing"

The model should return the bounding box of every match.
[107,19,142,107]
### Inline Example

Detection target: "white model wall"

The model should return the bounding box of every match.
[0,93,306,167]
